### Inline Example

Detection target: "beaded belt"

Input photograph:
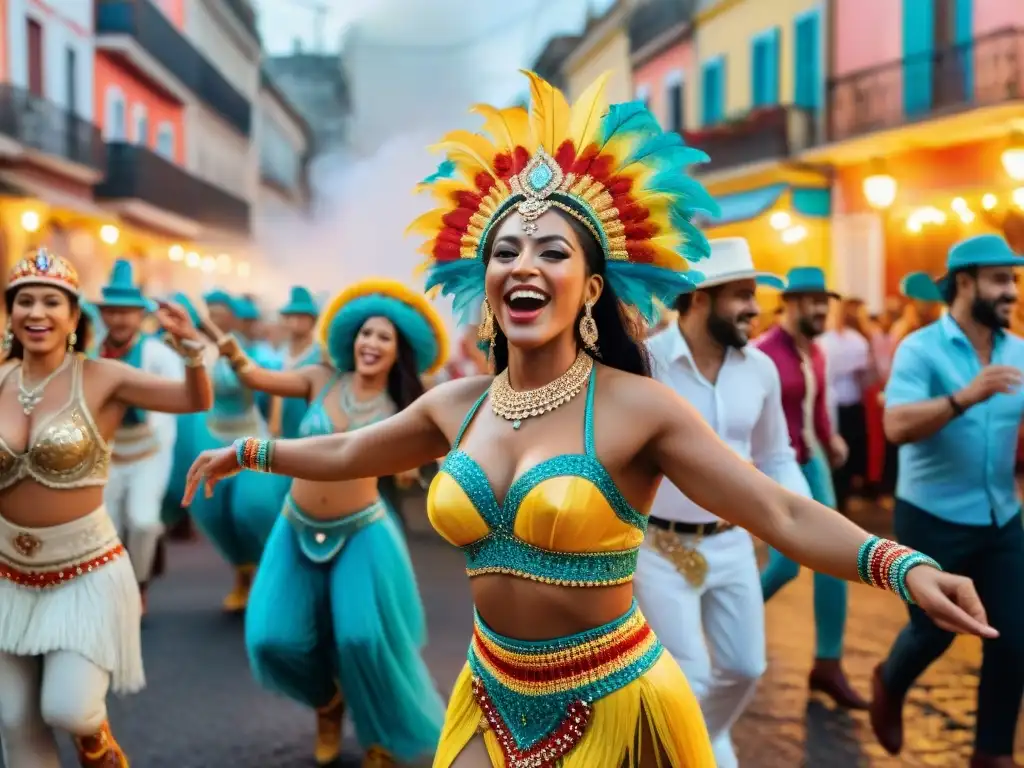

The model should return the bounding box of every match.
[469,600,662,768]
[283,496,386,564]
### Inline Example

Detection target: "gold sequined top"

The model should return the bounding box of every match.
[0,355,110,490]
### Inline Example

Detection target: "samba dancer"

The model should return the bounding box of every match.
[637,237,797,768]
[189,291,289,612]
[755,266,868,709]
[0,249,210,768]
[214,278,445,767]
[276,286,321,438]
[96,260,184,613]
[185,73,994,768]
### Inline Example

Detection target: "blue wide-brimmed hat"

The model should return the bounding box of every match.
[782,266,840,299]
[900,272,944,303]
[280,286,319,317]
[96,260,155,311]
[169,292,202,327]
[934,234,1024,297]
[233,296,261,321]
[203,289,236,313]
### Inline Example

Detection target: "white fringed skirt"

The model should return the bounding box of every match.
[0,506,144,694]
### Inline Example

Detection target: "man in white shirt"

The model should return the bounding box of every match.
[637,238,812,768]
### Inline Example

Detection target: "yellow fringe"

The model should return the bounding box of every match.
[433,653,715,767]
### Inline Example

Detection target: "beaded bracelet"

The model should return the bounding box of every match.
[857,535,941,604]
[233,437,274,473]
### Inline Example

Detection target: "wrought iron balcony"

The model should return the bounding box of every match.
[0,84,105,172]
[827,26,1023,142]
[95,142,250,233]
[683,105,818,174]
[95,0,251,135]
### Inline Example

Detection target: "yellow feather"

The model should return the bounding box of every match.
[521,70,570,154]
[431,130,498,172]
[568,71,611,152]
[471,104,536,153]
[405,208,447,237]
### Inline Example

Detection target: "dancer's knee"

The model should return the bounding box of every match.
[39,653,109,735]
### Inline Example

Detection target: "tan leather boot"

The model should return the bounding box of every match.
[222,564,255,612]
[315,689,346,765]
[73,721,129,767]
[362,745,396,767]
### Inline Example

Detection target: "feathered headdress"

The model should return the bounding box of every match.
[407,70,720,326]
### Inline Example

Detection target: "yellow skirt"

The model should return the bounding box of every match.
[433,601,714,767]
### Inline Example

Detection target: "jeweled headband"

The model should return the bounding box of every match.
[7,248,80,296]
[408,70,721,325]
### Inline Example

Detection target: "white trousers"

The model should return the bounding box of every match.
[0,650,110,768]
[105,454,171,583]
[634,527,767,768]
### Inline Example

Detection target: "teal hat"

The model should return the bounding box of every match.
[935,234,1024,297]
[96,260,155,311]
[279,286,319,317]
[203,289,236,313]
[233,296,261,321]
[169,292,201,327]
[782,266,840,299]
[900,272,944,303]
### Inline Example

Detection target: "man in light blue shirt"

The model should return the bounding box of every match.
[874,234,1024,768]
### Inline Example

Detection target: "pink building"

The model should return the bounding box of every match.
[628,0,692,133]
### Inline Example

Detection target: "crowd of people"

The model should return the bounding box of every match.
[0,71,1018,768]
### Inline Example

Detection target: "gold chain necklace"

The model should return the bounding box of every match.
[490,351,594,430]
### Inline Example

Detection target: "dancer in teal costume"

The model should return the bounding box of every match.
[210,278,447,767]
[232,295,282,420]
[189,290,290,612]
[277,286,322,438]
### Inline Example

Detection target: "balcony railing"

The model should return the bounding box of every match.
[683,106,818,174]
[95,142,250,233]
[95,0,251,135]
[828,27,1023,143]
[0,84,105,171]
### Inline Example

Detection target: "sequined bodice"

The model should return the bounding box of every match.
[426,372,648,587]
[0,356,110,491]
[210,358,256,418]
[297,374,339,438]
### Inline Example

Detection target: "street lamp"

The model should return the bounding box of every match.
[863,165,897,210]
[1001,132,1024,181]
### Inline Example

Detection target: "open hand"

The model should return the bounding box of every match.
[828,434,849,469]
[156,301,200,342]
[183,447,241,505]
[904,566,997,638]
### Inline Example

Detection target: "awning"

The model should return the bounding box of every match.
[701,183,832,227]
[0,171,115,220]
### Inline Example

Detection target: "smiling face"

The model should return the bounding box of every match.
[99,306,145,346]
[9,285,80,356]
[484,210,603,352]
[353,316,398,377]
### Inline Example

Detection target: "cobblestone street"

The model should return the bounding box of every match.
[8,522,1023,767]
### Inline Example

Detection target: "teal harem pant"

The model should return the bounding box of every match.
[760,449,848,660]
[245,496,444,761]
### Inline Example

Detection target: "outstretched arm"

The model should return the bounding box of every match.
[106,347,212,413]
[217,334,319,400]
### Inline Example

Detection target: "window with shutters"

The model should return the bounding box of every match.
[700,57,725,126]
[794,11,821,109]
[665,70,685,133]
[751,28,780,108]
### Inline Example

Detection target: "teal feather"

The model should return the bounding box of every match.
[597,102,661,145]
[425,260,486,326]
[420,159,457,187]
[669,209,712,263]
[624,133,709,171]
[606,261,699,324]
[645,169,721,218]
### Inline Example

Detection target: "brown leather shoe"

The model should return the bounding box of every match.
[362,745,395,767]
[809,658,869,709]
[969,755,1022,767]
[222,564,255,613]
[869,663,904,755]
[73,721,128,767]
[315,690,346,766]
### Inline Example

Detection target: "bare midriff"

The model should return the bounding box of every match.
[0,483,106,528]
[288,475,382,521]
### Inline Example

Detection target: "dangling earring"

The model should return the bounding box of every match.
[67,331,77,352]
[1,320,11,354]
[478,299,496,355]
[579,301,599,354]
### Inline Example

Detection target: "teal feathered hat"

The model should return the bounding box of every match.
[96,259,155,311]
[407,70,718,330]
[318,278,449,375]
[280,286,319,316]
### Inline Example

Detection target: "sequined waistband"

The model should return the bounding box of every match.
[283,496,386,564]
[207,410,263,441]
[469,600,662,762]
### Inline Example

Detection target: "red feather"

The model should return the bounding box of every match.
[433,241,462,261]
[474,172,497,194]
[624,221,659,239]
[554,140,576,171]
[454,190,483,209]
[493,153,515,180]
[442,209,474,230]
[512,146,530,174]
[625,242,656,263]
[617,203,650,222]
[569,145,599,176]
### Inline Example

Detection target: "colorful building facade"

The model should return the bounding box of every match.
[562,0,634,104]
[629,0,692,133]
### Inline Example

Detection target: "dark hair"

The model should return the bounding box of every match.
[943,266,977,304]
[674,285,721,315]
[485,211,651,377]
[3,286,92,360]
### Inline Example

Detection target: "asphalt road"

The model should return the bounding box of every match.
[7,519,1023,767]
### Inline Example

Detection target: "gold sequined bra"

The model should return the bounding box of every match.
[0,355,110,490]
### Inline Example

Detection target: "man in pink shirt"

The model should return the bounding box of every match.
[755,266,867,709]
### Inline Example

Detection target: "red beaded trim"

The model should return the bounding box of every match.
[472,676,591,768]
[241,438,260,470]
[867,540,899,588]
[0,544,125,589]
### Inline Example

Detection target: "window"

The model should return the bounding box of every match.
[132,104,148,145]
[26,19,43,97]
[751,28,780,108]
[634,84,651,111]
[155,122,175,159]
[65,48,77,115]
[700,57,725,126]
[665,70,685,133]
[104,88,126,140]
[794,11,821,109]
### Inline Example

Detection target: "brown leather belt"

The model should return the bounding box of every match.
[648,516,734,536]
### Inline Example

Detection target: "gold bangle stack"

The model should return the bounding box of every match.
[164,335,206,368]
[217,334,253,374]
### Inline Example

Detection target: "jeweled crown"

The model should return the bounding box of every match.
[7,248,80,295]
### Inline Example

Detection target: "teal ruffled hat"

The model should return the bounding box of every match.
[96,260,155,311]
[279,286,319,317]
[782,266,840,299]
[934,234,1024,297]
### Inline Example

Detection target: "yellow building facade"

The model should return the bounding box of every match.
[563,1,634,104]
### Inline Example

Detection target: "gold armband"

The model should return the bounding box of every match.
[164,335,206,368]
[217,334,253,374]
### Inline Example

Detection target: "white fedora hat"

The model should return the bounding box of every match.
[684,237,784,292]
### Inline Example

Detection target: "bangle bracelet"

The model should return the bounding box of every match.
[948,394,965,417]
[234,437,274,472]
[857,536,941,602]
